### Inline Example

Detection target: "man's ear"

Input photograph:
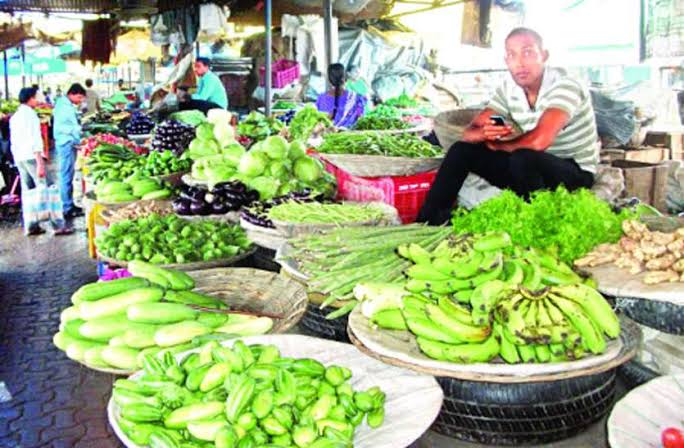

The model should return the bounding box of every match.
[542,49,549,63]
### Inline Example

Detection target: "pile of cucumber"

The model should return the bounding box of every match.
[113,339,386,447]
[95,174,172,203]
[53,262,273,372]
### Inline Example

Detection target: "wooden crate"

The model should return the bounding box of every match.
[601,147,670,164]
[644,131,684,160]
[611,160,669,212]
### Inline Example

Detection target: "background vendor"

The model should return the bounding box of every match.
[417,27,599,225]
[316,63,367,128]
[192,57,228,110]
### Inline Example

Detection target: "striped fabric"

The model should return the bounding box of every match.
[487,68,599,173]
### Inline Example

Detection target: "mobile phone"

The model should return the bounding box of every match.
[490,115,506,126]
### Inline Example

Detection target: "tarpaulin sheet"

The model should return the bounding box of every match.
[335,26,427,102]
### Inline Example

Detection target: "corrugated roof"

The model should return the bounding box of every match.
[0,0,114,14]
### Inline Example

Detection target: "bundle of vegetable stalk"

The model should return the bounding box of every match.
[451,187,635,264]
[111,339,386,447]
[357,231,621,364]
[268,201,385,225]
[317,132,441,158]
[286,225,452,318]
[96,214,252,264]
[354,105,409,131]
[53,262,274,372]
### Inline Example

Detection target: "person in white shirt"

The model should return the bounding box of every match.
[10,87,72,236]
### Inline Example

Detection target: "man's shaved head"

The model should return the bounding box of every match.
[506,27,544,49]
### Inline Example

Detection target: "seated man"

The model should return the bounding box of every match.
[417,27,599,225]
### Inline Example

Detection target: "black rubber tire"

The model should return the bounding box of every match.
[617,297,684,335]
[298,303,350,343]
[248,247,281,273]
[618,359,659,390]
[431,370,616,445]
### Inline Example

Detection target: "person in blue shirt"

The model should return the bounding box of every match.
[192,57,228,109]
[53,83,86,217]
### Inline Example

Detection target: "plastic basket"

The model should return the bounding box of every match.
[321,159,437,224]
[259,60,300,88]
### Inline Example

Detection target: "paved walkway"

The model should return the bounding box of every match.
[0,216,611,448]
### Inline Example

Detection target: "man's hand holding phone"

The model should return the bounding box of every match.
[483,115,513,141]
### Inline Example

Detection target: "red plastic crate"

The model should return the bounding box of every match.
[319,158,437,224]
[259,59,300,88]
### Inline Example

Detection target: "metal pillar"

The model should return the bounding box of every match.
[3,51,8,100]
[323,0,333,81]
[20,43,26,88]
[264,0,273,117]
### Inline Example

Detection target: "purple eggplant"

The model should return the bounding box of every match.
[172,198,192,215]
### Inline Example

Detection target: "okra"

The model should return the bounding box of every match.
[291,359,325,377]
[185,364,212,392]
[275,368,297,405]
[112,388,160,408]
[272,406,294,430]
[164,401,224,429]
[225,375,255,423]
[324,366,346,387]
[353,391,374,412]
[246,364,278,382]
[232,340,255,369]
[367,407,385,428]
[251,389,274,419]
[200,362,231,392]
[120,402,163,422]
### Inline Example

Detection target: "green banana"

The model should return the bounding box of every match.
[370,309,407,330]
[534,344,552,363]
[406,243,432,265]
[404,264,451,281]
[523,300,538,328]
[404,315,464,344]
[494,324,520,364]
[470,280,506,316]
[429,279,472,294]
[549,294,606,354]
[433,251,484,279]
[551,284,620,338]
[437,297,472,325]
[549,343,565,356]
[415,337,448,361]
[536,300,554,327]
[529,248,576,276]
[540,268,580,286]
[418,334,500,363]
[452,289,474,303]
[544,298,566,325]
[496,293,528,345]
[473,232,512,252]
[548,325,575,344]
[521,259,543,290]
[405,279,430,294]
[503,260,525,285]
[425,304,490,343]
[516,344,536,363]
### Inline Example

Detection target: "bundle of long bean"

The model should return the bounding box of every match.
[268,201,384,224]
[286,225,452,319]
[317,132,441,158]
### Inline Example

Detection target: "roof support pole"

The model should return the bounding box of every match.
[3,51,8,100]
[323,0,333,89]
[264,0,273,117]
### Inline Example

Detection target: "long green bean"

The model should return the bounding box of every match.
[317,132,441,158]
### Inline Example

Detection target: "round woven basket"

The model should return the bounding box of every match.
[240,217,286,251]
[98,246,257,272]
[433,109,481,150]
[187,267,308,334]
[317,153,443,177]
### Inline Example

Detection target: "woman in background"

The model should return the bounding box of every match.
[316,63,367,128]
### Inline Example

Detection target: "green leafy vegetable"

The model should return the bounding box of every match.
[288,105,333,141]
[451,187,636,264]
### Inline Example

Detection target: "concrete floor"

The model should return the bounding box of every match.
[0,214,616,447]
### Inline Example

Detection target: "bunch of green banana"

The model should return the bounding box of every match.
[493,283,620,363]
[361,232,620,364]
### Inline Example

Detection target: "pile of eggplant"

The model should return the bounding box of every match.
[240,190,322,229]
[172,182,259,216]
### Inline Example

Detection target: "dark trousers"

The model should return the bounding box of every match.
[416,142,595,225]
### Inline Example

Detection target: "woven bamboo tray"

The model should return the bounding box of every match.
[108,334,444,448]
[98,246,256,272]
[317,153,443,177]
[348,308,641,383]
[187,267,308,333]
[99,200,173,225]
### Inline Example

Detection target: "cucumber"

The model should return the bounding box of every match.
[101,346,140,370]
[78,314,139,342]
[128,261,195,291]
[60,305,81,322]
[214,317,273,336]
[65,339,106,362]
[142,189,171,200]
[79,287,164,320]
[63,319,87,339]
[71,277,149,303]
[84,346,109,367]
[165,290,226,309]
[196,312,229,328]
[109,335,128,347]
[123,325,160,349]
[127,303,198,324]
[154,321,213,347]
